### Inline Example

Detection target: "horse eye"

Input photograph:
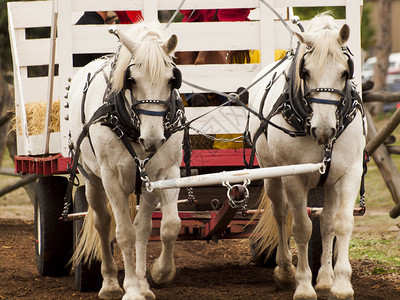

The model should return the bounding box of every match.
[128,77,136,85]
[301,69,310,79]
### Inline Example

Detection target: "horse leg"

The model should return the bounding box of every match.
[85,182,124,299]
[267,178,296,290]
[284,178,316,300]
[134,193,159,299]
[315,186,338,297]
[329,177,358,300]
[147,188,181,288]
[102,179,144,300]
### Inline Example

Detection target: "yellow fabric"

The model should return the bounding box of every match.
[249,50,261,63]
[213,49,287,150]
[275,49,287,61]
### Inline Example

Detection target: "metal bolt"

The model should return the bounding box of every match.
[68,77,72,82]
[64,115,69,121]
[64,92,68,99]
[63,102,69,108]
[65,84,70,90]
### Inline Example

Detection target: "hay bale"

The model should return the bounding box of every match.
[15,100,60,135]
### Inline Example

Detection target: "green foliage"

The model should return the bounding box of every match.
[293,6,375,52]
[361,5,376,50]
[293,7,345,20]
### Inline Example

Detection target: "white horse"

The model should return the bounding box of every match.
[249,14,366,299]
[68,23,184,300]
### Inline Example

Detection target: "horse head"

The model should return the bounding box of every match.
[112,24,180,153]
[294,14,352,145]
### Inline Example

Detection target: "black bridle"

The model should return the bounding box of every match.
[279,45,363,138]
[119,61,183,141]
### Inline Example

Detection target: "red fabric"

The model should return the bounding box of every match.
[115,11,143,24]
[217,9,251,22]
[181,9,251,22]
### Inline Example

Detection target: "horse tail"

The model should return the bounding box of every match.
[73,194,137,266]
[249,190,292,262]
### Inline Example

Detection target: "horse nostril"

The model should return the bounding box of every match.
[330,128,337,139]
[311,128,318,141]
[139,138,145,148]
[160,138,166,146]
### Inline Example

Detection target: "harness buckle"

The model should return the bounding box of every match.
[112,125,124,139]
[135,157,150,173]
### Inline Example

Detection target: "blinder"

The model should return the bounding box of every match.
[123,63,182,91]
[123,64,135,90]
[171,67,182,90]
[299,48,354,80]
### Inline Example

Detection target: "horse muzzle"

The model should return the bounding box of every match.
[139,137,166,153]
[310,127,336,145]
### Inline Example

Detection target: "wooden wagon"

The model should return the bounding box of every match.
[8,0,363,291]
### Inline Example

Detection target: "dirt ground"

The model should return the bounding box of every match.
[0,218,400,300]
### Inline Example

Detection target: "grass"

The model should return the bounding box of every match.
[350,110,400,273]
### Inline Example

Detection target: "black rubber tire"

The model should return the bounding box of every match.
[34,176,72,276]
[73,185,102,292]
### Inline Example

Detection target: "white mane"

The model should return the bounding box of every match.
[295,13,348,90]
[111,22,172,93]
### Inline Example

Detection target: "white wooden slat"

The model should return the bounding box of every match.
[345,0,363,88]
[260,4,275,67]
[71,22,261,53]
[178,64,261,94]
[21,77,60,103]
[8,1,52,29]
[69,20,345,55]
[17,39,60,67]
[71,0,143,12]
[158,0,260,10]
[143,0,158,22]
[8,3,31,154]
[71,25,120,53]
[17,133,61,156]
[185,106,248,135]
[170,22,261,52]
[57,0,74,157]
[71,0,260,11]
[272,0,347,7]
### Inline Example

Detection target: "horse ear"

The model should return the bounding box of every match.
[294,32,315,47]
[163,34,178,55]
[118,30,138,54]
[338,24,350,44]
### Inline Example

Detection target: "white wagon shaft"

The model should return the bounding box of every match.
[147,163,323,190]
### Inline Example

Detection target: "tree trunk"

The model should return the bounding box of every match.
[370,0,392,115]
[0,69,36,205]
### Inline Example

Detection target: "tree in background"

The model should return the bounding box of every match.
[369,0,391,115]
[0,0,11,73]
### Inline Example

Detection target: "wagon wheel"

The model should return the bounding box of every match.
[34,176,72,276]
[73,185,102,292]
